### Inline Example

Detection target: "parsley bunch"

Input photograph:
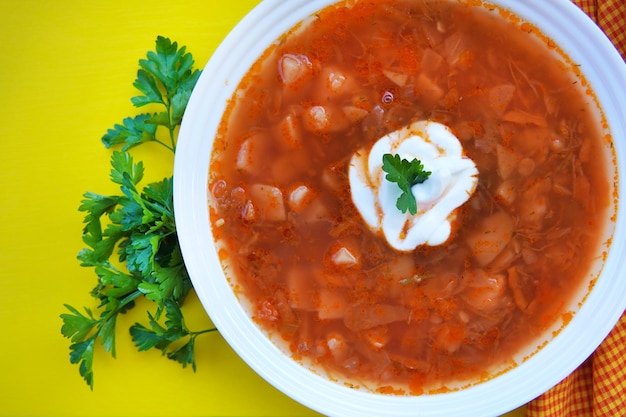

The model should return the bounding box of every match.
[60,36,216,389]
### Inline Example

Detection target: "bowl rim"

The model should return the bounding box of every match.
[174,1,626,416]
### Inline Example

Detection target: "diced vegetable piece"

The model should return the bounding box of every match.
[518,157,536,177]
[314,67,355,99]
[507,267,528,310]
[235,133,267,174]
[331,246,359,267]
[345,304,410,331]
[573,173,591,209]
[326,70,348,92]
[256,299,279,322]
[387,253,415,279]
[544,240,576,271]
[432,323,465,353]
[235,137,253,172]
[288,184,315,213]
[363,326,389,350]
[270,150,310,185]
[519,195,547,228]
[317,288,348,320]
[317,271,351,288]
[420,48,444,75]
[302,105,349,133]
[321,162,344,192]
[422,273,458,299]
[543,89,559,115]
[522,248,538,265]
[300,198,330,223]
[242,200,255,222]
[502,110,548,127]
[496,144,521,180]
[278,53,313,88]
[382,253,417,297]
[383,69,409,87]
[342,105,369,122]
[519,178,551,228]
[421,21,444,47]
[249,184,286,222]
[277,112,302,148]
[415,73,444,102]
[505,126,550,161]
[489,84,516,116]
[465,210,514,266]
[461,268,508,312]
[326,332,349,361]
[495,179,516,205]
[443,31,467,66]
[305,105,330,132]
[287,267,316,310]
[273,289,298,326]
[489,245,517,272]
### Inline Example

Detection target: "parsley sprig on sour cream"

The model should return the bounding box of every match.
[348,120,479,251]
[381,153,432,215]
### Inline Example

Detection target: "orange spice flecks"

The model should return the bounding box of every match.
[520,22,533,33]
[561,311,574,327]
[408,372,427,396]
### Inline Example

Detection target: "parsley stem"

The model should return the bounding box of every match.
[193,327,219,335]
[166,103,177,152]
[104,289,143,321]
[153,138,175,153]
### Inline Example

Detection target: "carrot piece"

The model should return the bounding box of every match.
[502,109,547,127]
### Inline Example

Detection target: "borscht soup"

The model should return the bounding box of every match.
[207,0,613,394]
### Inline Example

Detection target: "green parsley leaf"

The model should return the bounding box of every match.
[129,299,216,371]
[102,114,158,152]
[381,153,432,215]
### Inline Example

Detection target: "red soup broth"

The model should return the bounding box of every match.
[208,0,612,394]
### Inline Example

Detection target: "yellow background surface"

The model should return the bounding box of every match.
[0,1,527,416]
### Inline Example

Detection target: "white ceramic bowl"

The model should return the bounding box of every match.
[174,1,626,416]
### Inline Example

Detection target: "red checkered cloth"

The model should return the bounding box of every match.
[572,0,626,60]
[526,313,626,416]
[526,2,626,415]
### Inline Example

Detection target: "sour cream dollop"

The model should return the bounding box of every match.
[349,120,478,251]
